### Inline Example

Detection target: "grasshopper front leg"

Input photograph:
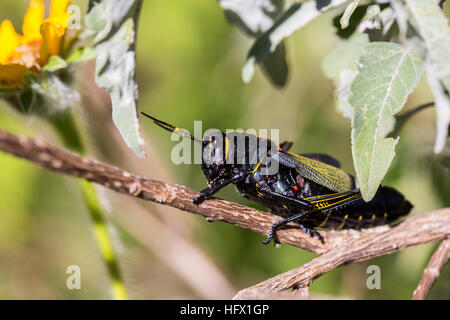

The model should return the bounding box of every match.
[193,173,245,204]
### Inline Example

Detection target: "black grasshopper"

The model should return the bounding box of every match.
[142,113,412,245]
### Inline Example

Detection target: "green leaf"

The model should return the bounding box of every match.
[426,64,450,154]
[363,6,397,42]
[357,4,381,32]
[340,0,360,29]
[218,0,283,36]
[260,42,288,87]
[406,0,450,91]
[42,56,68,72]
[19,87,34,113]
[430,152,450,207]
[66,47,98,63]
[349,42,424,201]
[217,0,288,87]
[406,0,450,153]
[332,5,369,39]
[242,0,348,84]
[85,1,107,32]
[85,0,145,158]
[322,32,368,118]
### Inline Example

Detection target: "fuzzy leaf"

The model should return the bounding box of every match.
[406,0,450,153]
[43,56,68,72]
[30,74,80,114]
[218,0,283,36]
[349,42,424,201]
[426,63,450,154]
[242,0,348,84]
[322,32,368,118]
[340,0,360,29]
[85,0,145,158]
[217,0,288,87]
[406,0,450,91]
[66,47,98,63]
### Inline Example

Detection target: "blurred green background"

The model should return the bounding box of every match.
[0,0,448,299]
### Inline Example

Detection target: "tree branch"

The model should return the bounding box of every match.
[412,238,450,300]
[234,209,449,298]
[0,128,449,297]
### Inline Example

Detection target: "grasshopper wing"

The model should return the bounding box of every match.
[300,153,341,168]
[278,151,354,193]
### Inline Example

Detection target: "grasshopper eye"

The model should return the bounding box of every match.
[202,136,216,146]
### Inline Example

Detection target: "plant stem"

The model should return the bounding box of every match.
[80,180,128,300]
[50,111,128,300]
[389,102,434,137]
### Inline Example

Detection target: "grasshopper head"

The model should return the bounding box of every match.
[201,131,233,185]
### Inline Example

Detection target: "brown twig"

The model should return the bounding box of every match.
[0,128,359,254]
[233,209,449,299]
[0,128,449,297]
[412,238,450,300]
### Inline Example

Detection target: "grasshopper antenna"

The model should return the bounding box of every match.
[141,112,202,144]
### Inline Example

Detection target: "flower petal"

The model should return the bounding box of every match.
[0,20,22,64]
[23,0,44,42]
[40,20,65,63]
[0,63,28,88]
[40,0,72,64]
[50,0,71,20]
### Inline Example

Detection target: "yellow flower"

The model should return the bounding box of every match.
[0,0,71,89]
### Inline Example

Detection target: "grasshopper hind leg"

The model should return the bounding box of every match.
[299,224,324,242]
[262,189,364,245]
[262,210,324,245]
